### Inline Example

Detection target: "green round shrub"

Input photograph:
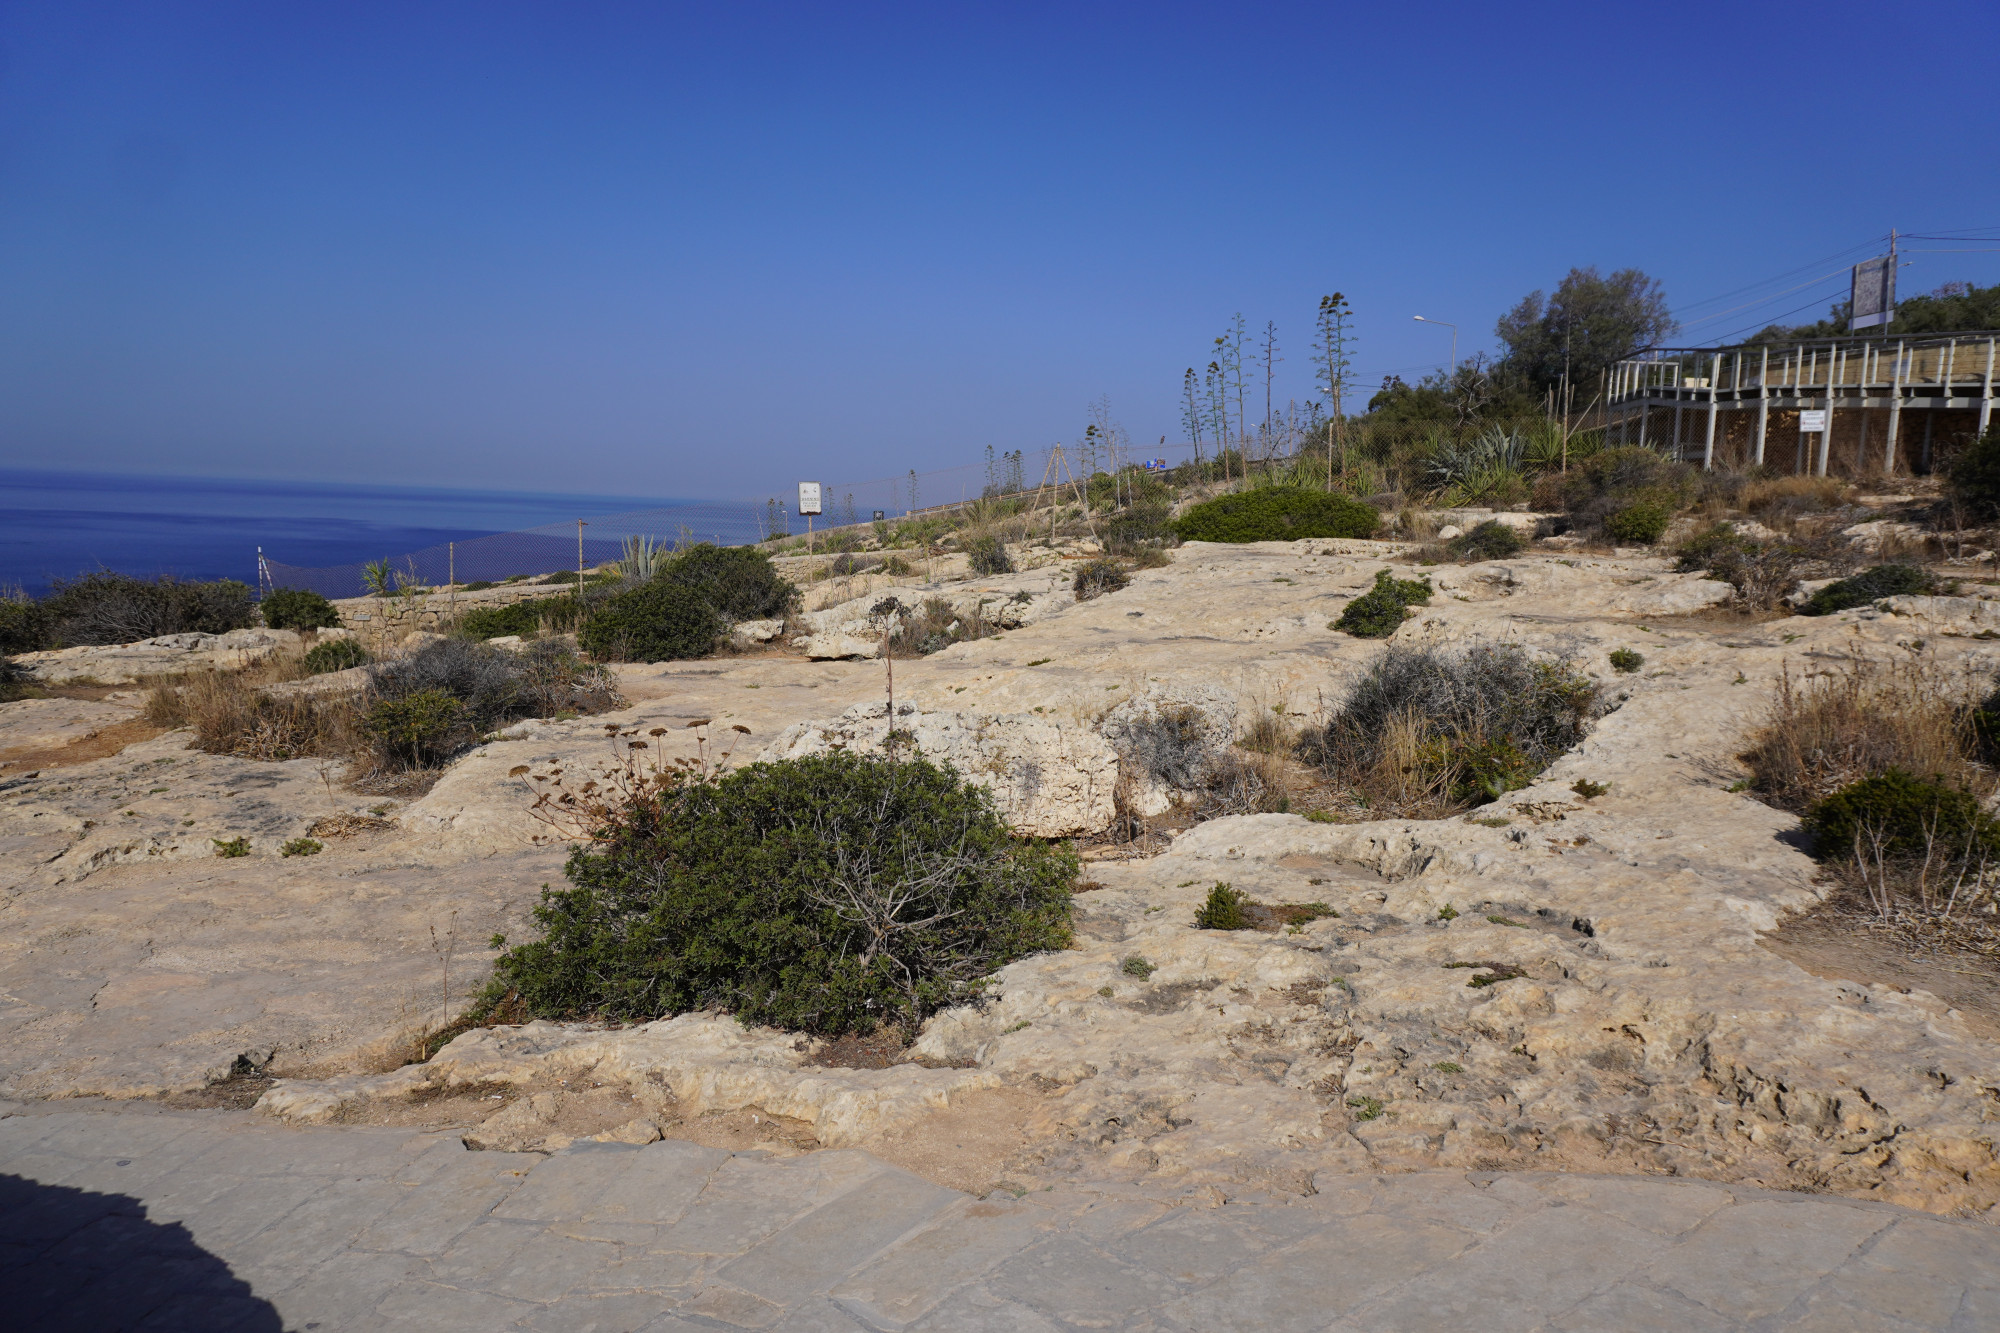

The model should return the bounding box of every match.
[579,582,722,662]
[1445,520,1526,562]
[1193,883,1251,930]
[1608,648,1643,673]
[1802,769,2000,863]
[1602,501,1674,544]
[966,535,1015,576]
[1072,558,1130,601]
[1173,486,1379,543]
[364,688,469,768]
[1946,423,2000,519]
[659,543,798,621]
[1797,564,1937,616]
[260,587,341,630]
[487,751,1077,1034]
[1333,569,1432,639]
[303,637,371,675]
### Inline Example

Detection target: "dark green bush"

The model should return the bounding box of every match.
[1334,569,1432,638]
[362,637,619,768]
[459,580,495,591]
[1801,769,2000,863]
[260,587,341,631]
[966,535,1015,576]
[580,582,722,662]
[1798,564,1938,616]
[0,597,53,655]
[1072,559,1130,602]
[1193,883,1251,930]
[659,543,797,622]
[303,638,371,674]
[1445,520,1525,562]
[1608,648,1643,673]
[460,596,593,640]
[365,689,468,768]
[40,572,254,646]
[1946,423,2000,519]
[1100,502,1176,555]
[1547,447,1695,540]
[1602,500,1674,544]
[1172,486,1379,543]
[487,752,1077,1034]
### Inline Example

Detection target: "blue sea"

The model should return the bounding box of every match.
[0,468,696,596]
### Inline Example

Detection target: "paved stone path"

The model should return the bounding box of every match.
[2,1105,1996,1331]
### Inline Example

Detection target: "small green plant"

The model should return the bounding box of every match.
[1026,658,1051,666]
[1304,809,1337,823]
[303,637,371,675]
[1471,816,1511,827]
[1003,1020,1031,1034]
[1172,486,1379,543]
[966,535,1014,576]
[1098,986,1114,997]
[212,836,250,858]
[1193,882,1252,930]
[1122,955,1157,979]
[1608,648,1643,673]
[1430,1061,1462,1074]
[364,689,469,768]
[1603,500,1674,544]
[1570,778,1608,799]
[1436,903,1458,921]
[1346,1095,1385,1121]
[260,587,342,631]
[1798,564,1938,617]
[1486,914,1527,927]
[281,837,324,857]
[1333,569,1432,638]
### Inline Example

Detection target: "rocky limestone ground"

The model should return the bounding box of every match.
[5,539,2000,1224]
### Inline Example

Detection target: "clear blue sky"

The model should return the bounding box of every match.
[4,1,1997,500]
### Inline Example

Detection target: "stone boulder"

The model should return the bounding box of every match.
[759,703,1117,837]
[13,628,302,685]
[1099,684,1240,817]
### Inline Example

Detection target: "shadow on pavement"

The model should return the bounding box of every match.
[0,1173,282,1331]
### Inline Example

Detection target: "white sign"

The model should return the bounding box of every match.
[797,482,823,515]
[1799,410,1827,433]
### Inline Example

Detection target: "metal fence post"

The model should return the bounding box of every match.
[1702,351,1719,469]
[1754,346,1770,466]
[1885,339,1906,474]
[1981,337,1996,437]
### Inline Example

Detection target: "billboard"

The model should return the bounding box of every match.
[1850,255,1895,331]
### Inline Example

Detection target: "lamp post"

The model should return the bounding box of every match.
[1413,315,1457,379]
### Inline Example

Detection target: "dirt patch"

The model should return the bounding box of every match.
[1762,903,2000,1041]
[152,1068,274,1111]
[855,1085,1046,1194]
[808,1028,910,1070]
[0,718,169,777]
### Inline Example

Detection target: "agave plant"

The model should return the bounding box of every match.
[1425,428,1528,503]
[618,534,664,582]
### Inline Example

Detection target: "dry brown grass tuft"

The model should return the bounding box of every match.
[1741,475,1853,522]
[145,667,357,762]
[1741,655,1991,813]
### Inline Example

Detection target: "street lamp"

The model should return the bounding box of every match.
[1413,315,1457,378]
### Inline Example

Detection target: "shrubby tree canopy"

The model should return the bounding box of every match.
[1495,267,1676,397]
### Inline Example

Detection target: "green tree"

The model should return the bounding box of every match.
[1495,267,1676,397]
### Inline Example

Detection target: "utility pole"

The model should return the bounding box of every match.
[576,521,587,601]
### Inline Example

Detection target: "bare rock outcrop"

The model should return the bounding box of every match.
[759,703,1117,837]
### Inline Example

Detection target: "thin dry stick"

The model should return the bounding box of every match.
[427,910,459,1055]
